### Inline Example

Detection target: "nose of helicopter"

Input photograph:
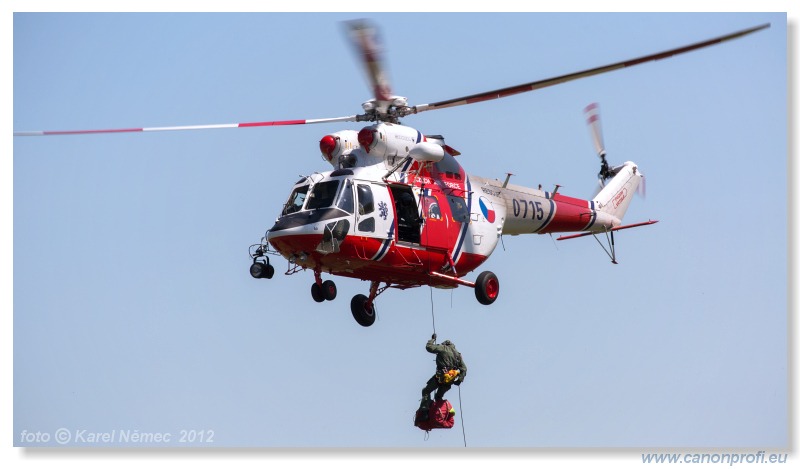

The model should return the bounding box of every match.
[268,211,352,265]
[267,222,323,264]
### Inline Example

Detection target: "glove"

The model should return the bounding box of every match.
[454,379,462,386]
[431,333,437,341]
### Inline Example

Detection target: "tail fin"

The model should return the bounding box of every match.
[594,161,643,223]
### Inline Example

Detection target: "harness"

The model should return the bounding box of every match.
[435,346,463,384]
[438,369,460,384]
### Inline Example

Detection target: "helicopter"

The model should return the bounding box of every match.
[14,21,770,327]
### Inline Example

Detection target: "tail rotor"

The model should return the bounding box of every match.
[584,102,648,201]
[584,102,617,186]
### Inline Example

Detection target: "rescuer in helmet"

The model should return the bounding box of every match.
[419,334,467,413]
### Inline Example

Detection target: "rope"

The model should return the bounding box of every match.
[429,286,436,336]
[458,385,467,447]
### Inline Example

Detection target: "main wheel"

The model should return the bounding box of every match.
[311,282,325,303]
[350,294,376,327]
[475,271,499,305]
[321,280,337,301]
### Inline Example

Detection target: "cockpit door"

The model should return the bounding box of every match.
[354,181,393,241]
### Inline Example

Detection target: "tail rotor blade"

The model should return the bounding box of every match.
[584,102,605,159]
[593,178,605,198]
[637,174,647,199]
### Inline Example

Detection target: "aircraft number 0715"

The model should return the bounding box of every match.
[512,199,544,220]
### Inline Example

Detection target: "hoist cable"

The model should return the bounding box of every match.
[429,286,436,336]
[458,385,467,447]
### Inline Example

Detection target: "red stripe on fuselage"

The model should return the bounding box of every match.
[541,195,594,233]
[552,193,589,207]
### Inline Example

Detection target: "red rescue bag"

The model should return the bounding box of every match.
[414,399,455,431]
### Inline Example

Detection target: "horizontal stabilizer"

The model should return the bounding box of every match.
[556,220,659,241]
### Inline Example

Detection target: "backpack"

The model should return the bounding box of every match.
[414,399,455,431]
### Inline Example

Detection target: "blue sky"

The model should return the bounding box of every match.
[5,5,793,468]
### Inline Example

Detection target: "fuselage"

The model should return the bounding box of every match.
[267,151,504,288]
[265,122,636,289]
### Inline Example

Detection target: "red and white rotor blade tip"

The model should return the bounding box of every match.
[584,102,605,158]
[345,19,393,102]
[13,115,359,137]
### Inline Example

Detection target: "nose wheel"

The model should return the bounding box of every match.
[311,279,337,302]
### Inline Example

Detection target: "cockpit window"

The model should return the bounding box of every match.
[337,179,354,214]
[282,185,309,215]
[305,180,341,210]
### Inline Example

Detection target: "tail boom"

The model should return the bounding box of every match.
[471,162,644,237]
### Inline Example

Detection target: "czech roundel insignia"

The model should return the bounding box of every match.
[479,197,495,223]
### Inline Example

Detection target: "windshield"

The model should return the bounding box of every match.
[282,185,309,215]
[305,180,341,210]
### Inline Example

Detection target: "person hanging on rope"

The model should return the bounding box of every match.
[419,333,467,413]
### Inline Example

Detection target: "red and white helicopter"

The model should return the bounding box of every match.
[15,21,769,327]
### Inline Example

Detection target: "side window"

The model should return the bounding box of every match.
[337,179,354,214]
[356,184,375,233]
[447,195,469,223]
[423,195,441,220]
[358,218,375,232]
[357,184,375,215]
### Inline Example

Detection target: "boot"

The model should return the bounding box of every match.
[419,395,432,413]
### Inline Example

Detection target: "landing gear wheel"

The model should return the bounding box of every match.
[475,271,499,305]
[350,294,376,327]
[249,262,274,279]
[311,282,325,303]
[321,280,337,301]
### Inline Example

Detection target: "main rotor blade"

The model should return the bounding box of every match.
[14,115,359,137]
[412,23,770,115]
[345,19,393,102]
